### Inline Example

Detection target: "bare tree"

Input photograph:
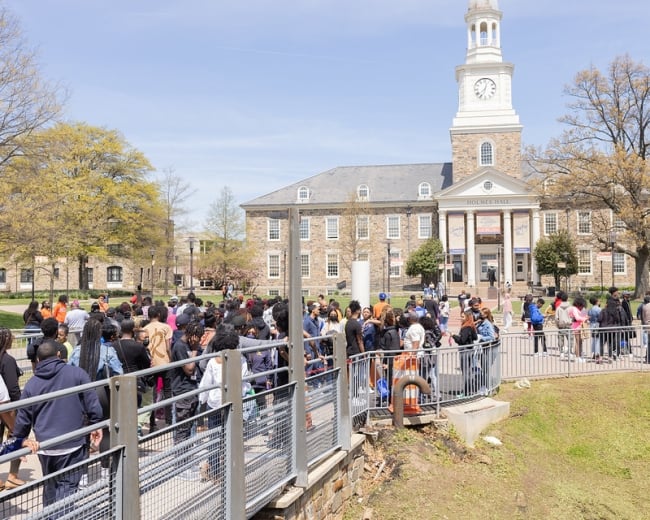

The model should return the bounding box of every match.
[527,55,650,296]
[339,193,370,273]
[0,6,62,168]
[157,168,196,294]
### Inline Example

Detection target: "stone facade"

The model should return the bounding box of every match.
[254,437,365,520]
[451,130,522,180]
[246,206,437,296]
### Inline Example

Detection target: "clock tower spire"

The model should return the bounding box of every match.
[450,0,522,181]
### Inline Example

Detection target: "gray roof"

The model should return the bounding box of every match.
[241,163,453,208]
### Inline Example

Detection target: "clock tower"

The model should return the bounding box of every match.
[450,0,522,181]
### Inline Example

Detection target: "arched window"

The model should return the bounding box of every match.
[357,184,369,200]
[107,266,123,283]
[480,141,494,166]
[418,182,431,198]
[297,186,309,202]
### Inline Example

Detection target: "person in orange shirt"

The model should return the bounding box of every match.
[373,292,389,319]
[40,301,52,319]
[97,294,109,314]
[52,295,68,323]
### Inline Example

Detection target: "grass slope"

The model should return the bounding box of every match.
[350,373,650,520]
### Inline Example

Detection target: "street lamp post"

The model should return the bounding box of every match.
[609,231,617,289]
[150,248,156,300]
[386,242,391,301]
[188,237,196,291]
[174,255,179,296]
[406,205,412,255]
[282,248,287,298]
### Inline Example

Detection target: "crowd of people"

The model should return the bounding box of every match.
[520,286,646,363]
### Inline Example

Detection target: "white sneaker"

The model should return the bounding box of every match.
[78,474,88,489]
[576,358,586,363]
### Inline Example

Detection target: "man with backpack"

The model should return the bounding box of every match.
[530,298,547,356]
[555,292,573,358]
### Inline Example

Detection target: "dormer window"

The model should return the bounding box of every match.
[418,182,431,199]
[297,186,310,203]
[357,184,369,200]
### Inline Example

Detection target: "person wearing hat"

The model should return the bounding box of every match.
[373,292,389,320]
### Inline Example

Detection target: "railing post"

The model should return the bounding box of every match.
[288,206,308,488]
[333,332,351,450]
[223,350,246,520]
[111,375,140,520]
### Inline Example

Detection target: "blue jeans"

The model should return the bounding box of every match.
[39,445,87,510]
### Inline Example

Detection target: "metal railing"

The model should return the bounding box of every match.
[499,324,649,380]
[3,323,644,517]
[0,332,351,519]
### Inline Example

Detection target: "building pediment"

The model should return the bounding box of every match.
[435,168,538,210]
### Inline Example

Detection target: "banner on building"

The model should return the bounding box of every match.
[447,213,465,254]
[513,211,531,253]
[476,212,501,235]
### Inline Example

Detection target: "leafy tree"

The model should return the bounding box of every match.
[533,231,578,291]
[0,122,165,290]
[527,55,650,296]
[0,7,61,170]
[405,238,444,286]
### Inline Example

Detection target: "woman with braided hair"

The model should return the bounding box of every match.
[0,327,25,489]
[68,319,122,483]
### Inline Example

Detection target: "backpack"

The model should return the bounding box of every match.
[424,327,442,348]
[529,305,544,325]
[556,305,572,328]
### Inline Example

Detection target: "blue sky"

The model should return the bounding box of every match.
[11,0,650,227]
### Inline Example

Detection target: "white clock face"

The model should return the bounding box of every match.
[474,78,496,100]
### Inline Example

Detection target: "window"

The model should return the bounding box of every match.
[107,244,123,256]
[87,268,94,283]
[300,254,310,278]
[299,218,310,240]
[613,214,626,232]
[418,182,431,199]
[544,213,557,235]
[389,250,401,277]
[578,249,592,274]
[357,184,369,200]
[107,266,123,282]
[268,289,280,297]
[268,254,280,278]
[387,216,400,239]
[577,211,592,235]
[0,268,5,284]
[297,186,310,202]
[356,216,369,240]
[326,253,339,278]
[613,252,626,274]
[53,267,60,279]
[418,215,432,239]
[268,219,280,241]
[357,252,369,262]
[20,269,33,283]
[326,217,339,240]
[480,142,493,166]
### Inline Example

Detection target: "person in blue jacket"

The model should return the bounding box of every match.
[13,340,103,509]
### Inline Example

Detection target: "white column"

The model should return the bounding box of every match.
[438,210,447,252]
[503,210,513,286]
[467,211,476,287]
[531,209,541,283]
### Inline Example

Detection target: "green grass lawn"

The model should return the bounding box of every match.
[347,372,650,520]
[0,310,26,329]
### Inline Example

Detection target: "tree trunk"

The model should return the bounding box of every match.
[634,246,650,298]
[78,254,89,291]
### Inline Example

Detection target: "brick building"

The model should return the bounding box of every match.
[241,0,635,298]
